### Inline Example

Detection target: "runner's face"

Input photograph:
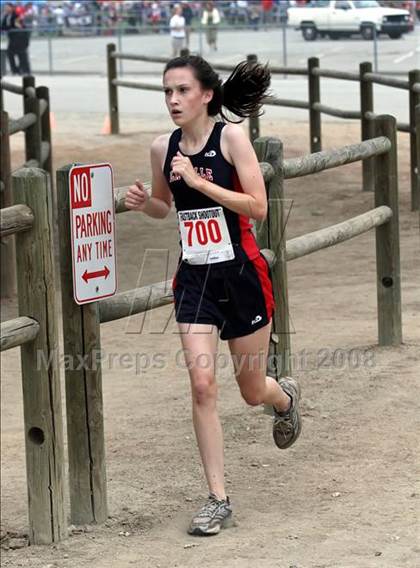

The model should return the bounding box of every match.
[163,67,213,125]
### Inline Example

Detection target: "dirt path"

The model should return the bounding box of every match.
[1,117,419,568]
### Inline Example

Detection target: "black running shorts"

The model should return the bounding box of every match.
[172,253,275,340]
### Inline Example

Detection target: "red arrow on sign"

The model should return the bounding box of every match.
[82,266,110,283]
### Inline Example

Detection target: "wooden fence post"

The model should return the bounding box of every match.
[13,167,67,544]
[308,57,321,153]
[409,70,420,211]
[56,165,108,525]
[254,137,291,390]
[23,76,42,166]
[36,85,56,236]
[36,86,53,180]
[0,110,16,298]
[373,115,402,346]
[359,61,375,192]
[107,43,119,135]
[247,54,260,144]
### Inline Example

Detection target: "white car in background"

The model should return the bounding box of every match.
[288,0,411,41]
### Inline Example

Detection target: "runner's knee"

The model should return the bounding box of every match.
[240,385,266,407]
[191,373,217,406]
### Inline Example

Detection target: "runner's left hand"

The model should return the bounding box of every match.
[171,152,201,189]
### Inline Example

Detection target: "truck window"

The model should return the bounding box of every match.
[335,1,352,9]
[308,1,330,7]
[353,1,380,7]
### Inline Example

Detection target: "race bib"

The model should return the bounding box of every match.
[178,207,235,265]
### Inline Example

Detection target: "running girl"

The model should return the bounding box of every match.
[125,54,302,536]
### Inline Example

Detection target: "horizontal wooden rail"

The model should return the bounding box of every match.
[363,73,409,90]
[0,204,34,237]
[113,79,161,92]
[0,80,24,94]
[112,51,168,63]
[286,206,392,261]
[312,102,360,119]
[264,96,309,109]
[99,279,172,323]
[0,82,34,98]
[395,122,412,133]
[269,66,307,76]
[283,136,391,179]
[9,113,37,135]
[0,316,40,351]
[311,68,359,82]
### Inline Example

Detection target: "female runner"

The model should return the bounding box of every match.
[125,54,302,536]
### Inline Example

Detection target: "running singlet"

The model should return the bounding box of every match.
[163,122,261,265]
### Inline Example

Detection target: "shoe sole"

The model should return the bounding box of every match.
[188,515,234,536]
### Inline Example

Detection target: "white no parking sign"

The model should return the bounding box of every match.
[69,164,117,305]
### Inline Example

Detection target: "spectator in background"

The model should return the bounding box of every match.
[249,1,261,30]
[181,0,193,48]
[236,0,249,24]
[169,3,185,57]
[53,4,66,36]
[201,1,221,51]
[150,1,161,32]
[261,0,273,27]
[1,2,31,75]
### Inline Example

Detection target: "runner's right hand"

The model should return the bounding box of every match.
[125,180,149,211]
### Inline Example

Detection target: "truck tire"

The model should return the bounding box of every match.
[361,24,375,40]
[388,32,402,39]
[302,25,318,41]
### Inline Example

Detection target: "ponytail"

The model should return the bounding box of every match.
[219,60,271,123]
[164,55,271,123]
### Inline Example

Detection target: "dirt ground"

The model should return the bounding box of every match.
[1,115,419,568]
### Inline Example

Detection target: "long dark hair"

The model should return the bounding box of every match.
[164,55,270,123]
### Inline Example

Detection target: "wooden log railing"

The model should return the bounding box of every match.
[0,76,53,299]
[0,316,40,351]
[0,168,66,545]
[106,44,418,210]
[283,137,390,179]
[0,204,34,237]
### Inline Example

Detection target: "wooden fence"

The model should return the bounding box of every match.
[0,77,53,298]
[105,44,420,211]
[55,113,401,527]
[0,168,66,545]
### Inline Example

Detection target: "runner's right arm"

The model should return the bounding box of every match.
[125,135,172,219]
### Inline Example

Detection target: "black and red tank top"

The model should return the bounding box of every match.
[163,121,260,265]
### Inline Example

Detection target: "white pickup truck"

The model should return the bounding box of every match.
[288,0,411,41]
